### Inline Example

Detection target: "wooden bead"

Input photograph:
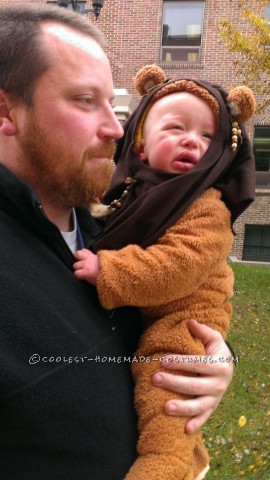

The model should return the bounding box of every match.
[109,177,137,214]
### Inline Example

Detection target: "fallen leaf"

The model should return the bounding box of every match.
[255,457,265,467]
[238,415,247,427]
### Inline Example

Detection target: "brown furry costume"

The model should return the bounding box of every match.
[92,66,256,480]
[97,188,233,480]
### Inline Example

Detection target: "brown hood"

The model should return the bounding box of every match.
[93,78,255,251]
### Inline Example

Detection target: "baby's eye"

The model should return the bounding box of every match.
[168,125,184,131]
[203,133,213,140]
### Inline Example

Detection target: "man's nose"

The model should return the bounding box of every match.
[98,107,124,140]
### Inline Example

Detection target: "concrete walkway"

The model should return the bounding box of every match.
[229,256,270,267]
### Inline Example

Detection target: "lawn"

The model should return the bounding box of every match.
[202,263,270,479]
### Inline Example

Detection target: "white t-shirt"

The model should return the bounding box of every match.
[60,209,78,254]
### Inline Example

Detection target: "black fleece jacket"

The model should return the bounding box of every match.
[0,164,142,480]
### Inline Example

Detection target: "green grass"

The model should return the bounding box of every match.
[202,264,270,480]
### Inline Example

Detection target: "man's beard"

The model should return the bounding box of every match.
[18,112,116,208]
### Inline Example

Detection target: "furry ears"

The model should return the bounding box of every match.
[133,64,256,125]
[134,65,166,96]
[227,86,256,124]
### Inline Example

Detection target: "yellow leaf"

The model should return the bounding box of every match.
[238,415,247,427]
[248,465,255,471]
[255,457,264,467]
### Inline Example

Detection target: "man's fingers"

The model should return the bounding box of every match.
[164,395,215,418]
[185,410,213,434]
[153,371,224,397]
[161,355,232,376]
[187,319,223,353]
[163,394,218,434]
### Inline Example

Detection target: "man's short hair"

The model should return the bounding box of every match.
[0,4,105,105]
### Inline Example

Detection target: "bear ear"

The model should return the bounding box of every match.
[227,85,256,124]
[134,64,166,96]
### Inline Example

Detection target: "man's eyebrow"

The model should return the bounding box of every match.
[69,84,115,101]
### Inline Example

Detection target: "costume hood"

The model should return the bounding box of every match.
[93,65,256,251]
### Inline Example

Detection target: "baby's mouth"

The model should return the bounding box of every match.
[172,152,197,171]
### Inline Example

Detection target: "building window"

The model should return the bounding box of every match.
[254,126,270,171]
[264,3,270,21]
[161,1,204,64]
[243,225,270,262]
[254,126,270,187]
[264,3,270,49]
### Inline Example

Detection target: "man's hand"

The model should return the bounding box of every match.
[152,320,235,434]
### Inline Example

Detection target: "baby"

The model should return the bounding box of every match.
[73,66,256,480]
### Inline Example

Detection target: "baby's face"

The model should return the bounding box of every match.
[139,92,217,174]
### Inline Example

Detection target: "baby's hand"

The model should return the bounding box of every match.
[73,248,100,286]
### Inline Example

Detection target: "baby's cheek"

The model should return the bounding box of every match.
[146,137,176,170]
[157,139,175,158]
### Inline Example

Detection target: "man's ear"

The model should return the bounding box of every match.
[138,139,147,161]
[0,89,18,136]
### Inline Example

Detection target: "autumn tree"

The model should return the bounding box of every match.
[219,0,270,110]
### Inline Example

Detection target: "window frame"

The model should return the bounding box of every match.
[243,224,270,262]
[264,3,270,21]
[254,125,270,187]
[161,0,205,65]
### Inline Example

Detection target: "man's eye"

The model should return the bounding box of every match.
[77,97,94,104]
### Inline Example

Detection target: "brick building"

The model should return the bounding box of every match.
[1,0,269,261]
[99,0,270,263]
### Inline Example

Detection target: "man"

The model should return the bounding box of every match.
[0,4,234,479]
